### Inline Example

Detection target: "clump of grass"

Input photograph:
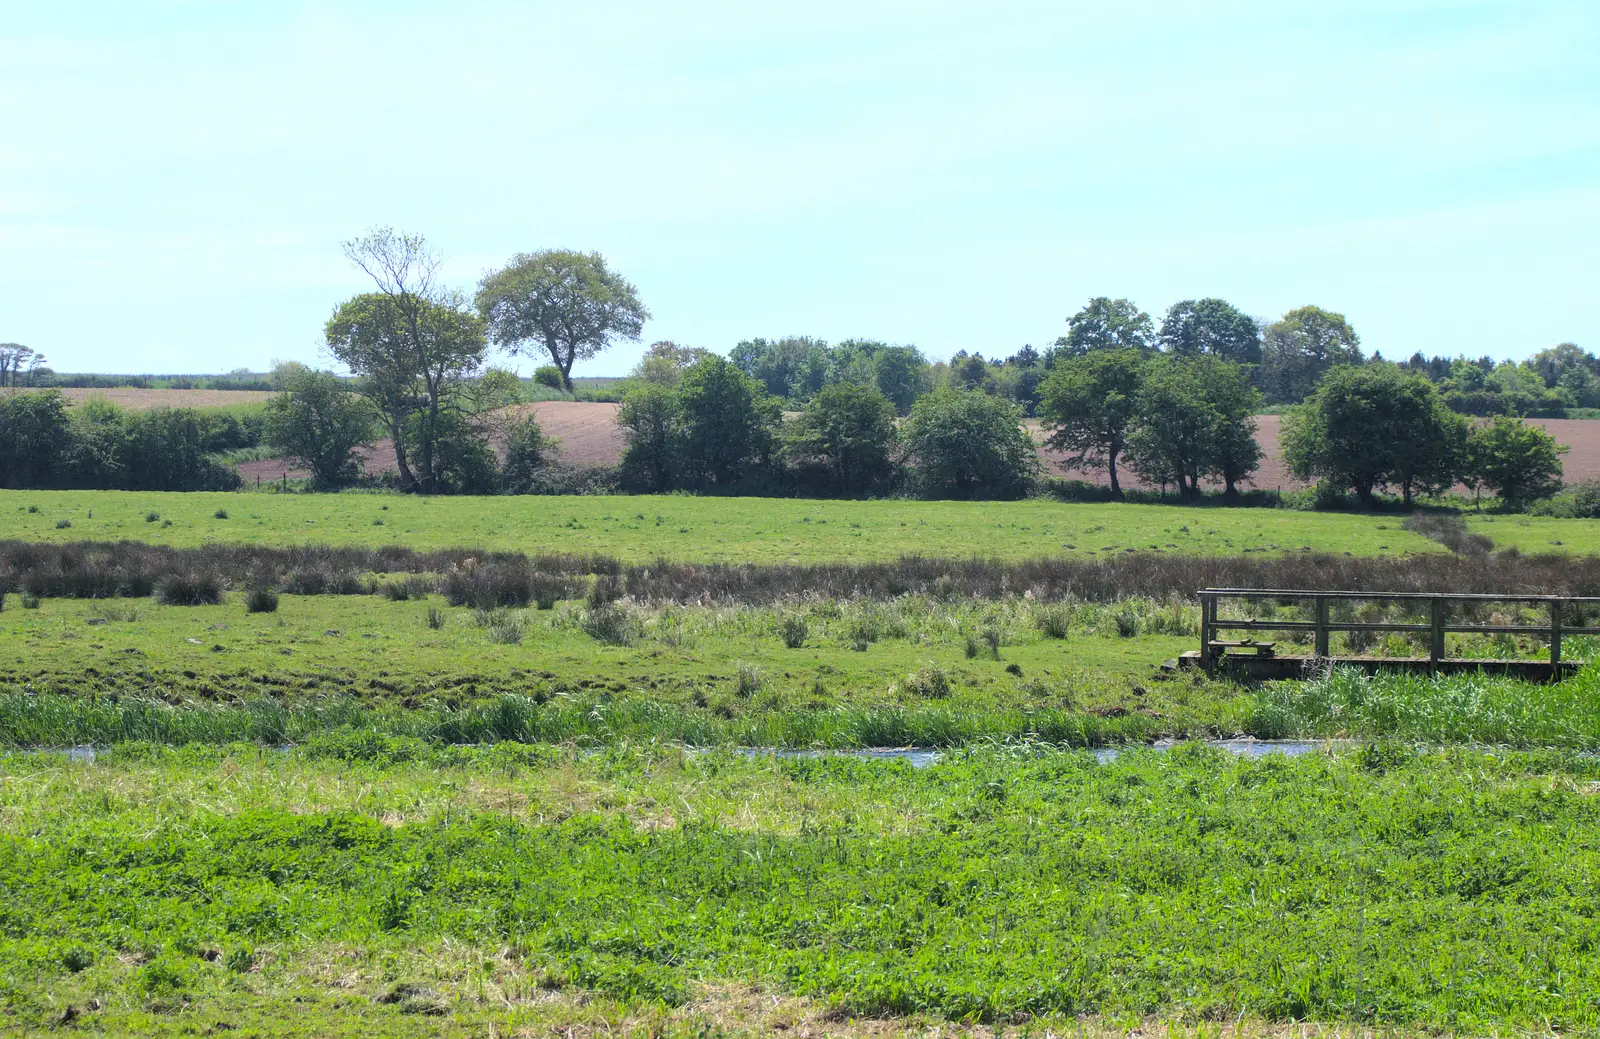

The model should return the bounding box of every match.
[245,587,279,614]
[982,626,1002,659]
[733,662,762,698]
[54,519,71,530]
[583,604,636,645]
[588,573,623,609]
[382,575,435,602]
[25,505,38,514]
[1034,604,1071,639]
[21,592,41,609]
[1114,606,1140,638]
[426,607,446,630]
[902,664,952,699]
[213,508,229,520]
[778,614,808,649]
[154,572,225,606]
[144,511,160,523]
[486,618,524,645]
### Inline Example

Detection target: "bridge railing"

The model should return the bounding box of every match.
[1197,589,1600,667]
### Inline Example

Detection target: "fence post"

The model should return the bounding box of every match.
[1430,597,1446,664]
[1551,599,1563,669]
[1314,596,1329,658]
[1199,592,1213,666]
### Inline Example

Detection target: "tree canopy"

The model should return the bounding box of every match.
[901,389,1038,499]
[476,250,649,392]
[1158,299,1261,366]
[1037,348,1145,497]
[1058,298,1155,356]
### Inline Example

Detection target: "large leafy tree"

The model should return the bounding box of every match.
[676,357,780,489]
[1037,348,1145,497]
[1124,356,1262,499]
[1056,298,1155,356]
[1259,305,1363,404]
[263,366,375,489]
[476,250,649,392]
[1282,364,1465,507]
[328,227,489,494]
[901,389,1038,499]
[782,382,897,494]
[1468,416,1567,508]
[1158,299,1261,365]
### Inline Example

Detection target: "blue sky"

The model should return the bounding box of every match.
[2,1,1597,376]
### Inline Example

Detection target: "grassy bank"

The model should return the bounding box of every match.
[4,743,1600,1035]
[0,490,1444,561]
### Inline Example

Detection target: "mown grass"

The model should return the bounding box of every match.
[4,743,1600,1035]
[0,490,1444,561]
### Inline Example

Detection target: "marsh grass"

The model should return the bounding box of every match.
[1251,662,1600,748]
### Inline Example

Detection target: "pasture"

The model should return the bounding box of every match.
[0,489,1446,560]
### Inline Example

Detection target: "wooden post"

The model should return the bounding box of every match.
[1430,597,1446,664]
[1551,599,1563,668]
[1199,593,1213,667]
[1314,596,1329,658]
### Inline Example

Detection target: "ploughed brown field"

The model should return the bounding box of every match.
[238,401,1600,491]
[31,387,277,409]
[238,401,624,482]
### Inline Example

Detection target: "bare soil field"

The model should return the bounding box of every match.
[231,400,1600,490]
[31,387,277,409]
[240,400,625,481]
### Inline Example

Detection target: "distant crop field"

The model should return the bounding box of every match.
[2,387,276,409]
[0,489,1443,560]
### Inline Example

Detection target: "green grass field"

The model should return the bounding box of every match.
[0,489,1445,561]
[8,487,1600,1035]
[1467,514,1600,554]
[5,743,1600,1036]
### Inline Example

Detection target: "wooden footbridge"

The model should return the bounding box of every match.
[1182,589,1600,681]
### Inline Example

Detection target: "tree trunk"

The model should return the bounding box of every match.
[1107,453,1122,500]
[390,416,417,492]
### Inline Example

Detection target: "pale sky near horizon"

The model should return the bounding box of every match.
[2,1,1597,378]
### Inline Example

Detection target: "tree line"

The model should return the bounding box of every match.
[1,229,1585,508]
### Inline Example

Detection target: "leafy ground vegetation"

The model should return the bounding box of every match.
[4,743,1600,1036]
[0,490,1448,560]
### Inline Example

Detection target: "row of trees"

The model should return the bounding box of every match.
[1283,365,1568,508]
[616,356,1038,498]
[0,392,245,491]
[721,298,1364,417]
[0,344,48,388]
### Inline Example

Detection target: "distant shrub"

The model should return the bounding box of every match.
[155,572,225,606]
[382,575,435,602]
[54,519,71,529]
[533,365,564,389]
[1573,479,1600,519]
[244,587,279,613]
[21,592,40,609]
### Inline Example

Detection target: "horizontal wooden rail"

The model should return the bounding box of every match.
[1197,588,1597,669]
